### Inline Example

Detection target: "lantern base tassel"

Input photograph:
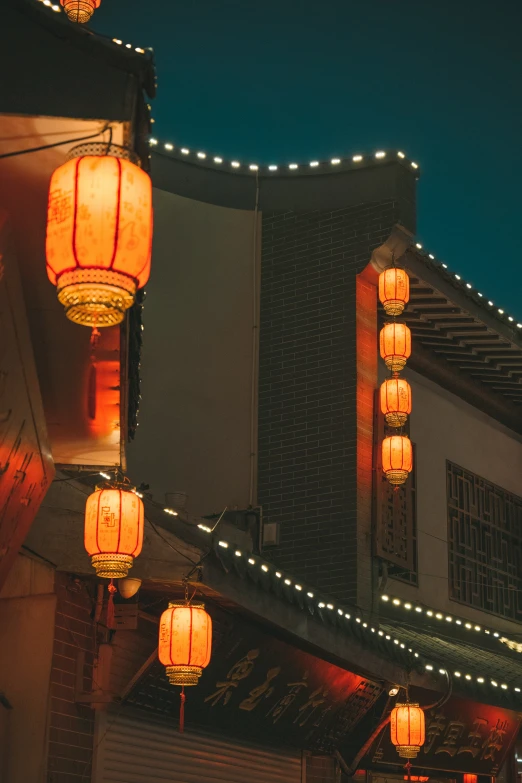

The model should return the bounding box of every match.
[179,686,186,733]
[107,579,117,630]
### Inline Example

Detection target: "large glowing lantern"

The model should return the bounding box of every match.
[390,703,425,758]
[46,147,152,327]
[84,486,144,578]
[60,0,101,23]
[159,603,212,686]
[380,378,412,427]
[380,323,412,374]
[382,435,413,486]
[379,267,410,316]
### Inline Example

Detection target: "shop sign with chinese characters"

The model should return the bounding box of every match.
[366,687,520,776]
[126,608,384,749]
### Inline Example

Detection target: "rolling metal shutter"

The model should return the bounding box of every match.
[93,708,304,783]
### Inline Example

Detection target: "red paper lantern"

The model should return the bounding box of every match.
[390,703,425,758]
[159,603,212,686]
[379,268,410,316]
[380,378,412,427]
[463,776,477,783]
[382,436,413,486]
[60,0,101,23]
[380,323,412,374]
[84,485,144,578]
[46,148,152,327]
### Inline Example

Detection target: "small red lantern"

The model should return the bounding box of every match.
[159,603,213,687]
[380,378,412,427]
[46,146,152,327]
[84,485,144,578]
[382,436,413,486]
[380,323,412,374]
[463,776,477,783]
[379,268,410,316]
[60,0,101,23]
[390,703,425,758]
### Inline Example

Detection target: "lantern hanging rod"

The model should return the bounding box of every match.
[0,123,111,160]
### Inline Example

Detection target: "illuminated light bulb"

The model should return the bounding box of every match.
[515,687,521,692]
[411,161,419,169]
[491,680,498,687]
[439,669,446,674]
[455,274,461,280]
[477,677,484,683]
[465,623,472,629]
[435,613,443,619]
[268,164,278,171]
[99,472,111,480]
[235,550,241,557]
[445,616,452,622]
[289,163,298,169]
[454,672,461,677]
[415,607,422,613]
[248,558,255,565]
[425,665,433,671]
[381,595,390,601]
[466,283,472,289]
[275,571,281,577]
[126,43,132,49]
[295,585,302,591]
[214,157,223,163]
[404,603,412,610]
[261,564,269,572]
[356,617,361,623]
[181,148,190,154]
[478,292,483,297]
[197,524,211,532]
[416,243,423,249]
[456,620,462,625]
[397,151,405,158]
[414,653,419,657]
[309,161,319,167]
[218,540,228,548]
[378,630,384,636]
[327,604,334,610]
[352,155,363,162]
[474,625,481,631]
[426,610,433,617]
[485,630,490,635]
[284,579,291,585]
[498,309,504,314]
[136,47,145,53]
[400,643,405,648]
[197,152,207,159]
[345,613,351,619]
[375,151,386,158]
[393,599,401,605]
[149,138,158,145]
[465,674,472,680]
[319,602,326,608]
[494,632,500,637]
[307,591,314,598]
[331,158,341,164]
[509,316,514,322]
[338,608,343,615]
[501,684,508,690]
[394,639,399,645]
[249,164,259,171]
[113,38,123,44]
[488,301,494,306]
[429,254,435,259]
[164,143,174,151]
[442,263,448,268]
[231,161,240,168]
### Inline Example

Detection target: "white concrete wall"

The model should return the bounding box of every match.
[379,365,522,633]
[127,189,258,518]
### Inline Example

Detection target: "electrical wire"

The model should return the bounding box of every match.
[145,515,199,567]
[0,123,111,160]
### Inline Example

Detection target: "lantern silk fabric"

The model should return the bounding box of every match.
[84,487,144,578]
[380,378,412,427]
[379,268,410,316]
[159,603,213,686]
[380,323,412,374]
[390,703,425,758]
[382,436,413,486]
[46,155,152,326]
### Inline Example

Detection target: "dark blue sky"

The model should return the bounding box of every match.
[94,0,522,319]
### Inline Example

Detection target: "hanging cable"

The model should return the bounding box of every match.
[0,123,111,160]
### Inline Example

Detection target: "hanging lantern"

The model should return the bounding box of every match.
[159,602,213,687]
[390,703,425,759]
[60,0,101,23]
[380,378,412,427]
[84,484,144,578]
[46,144,153,327]
[463,776,477,783]
[382,435,413,486]
[379,267,410,316]
[380,323,412,374]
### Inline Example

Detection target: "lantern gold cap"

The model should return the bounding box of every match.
[165,665,202,687]
[91,553,134,579]
[57,270,136,327]
[396,746,421,759]
[167,601,205,610]
[384,411,408,428]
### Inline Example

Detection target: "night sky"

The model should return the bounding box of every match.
[93,0,522,318]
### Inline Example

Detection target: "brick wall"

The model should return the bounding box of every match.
[47,573,95,783]
[258,202,400,603]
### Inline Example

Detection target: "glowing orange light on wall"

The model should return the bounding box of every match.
[159,603,213,686]
[380,323,412,374]
[463,776,477,783]
[379,267,410,316]
[382,436,413,486]
[404,777,429,781]
[46,151,152,327]
[390,703,425,758]
[84,485,144,578]
[60,0,101,23]
[380,378,412,427]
